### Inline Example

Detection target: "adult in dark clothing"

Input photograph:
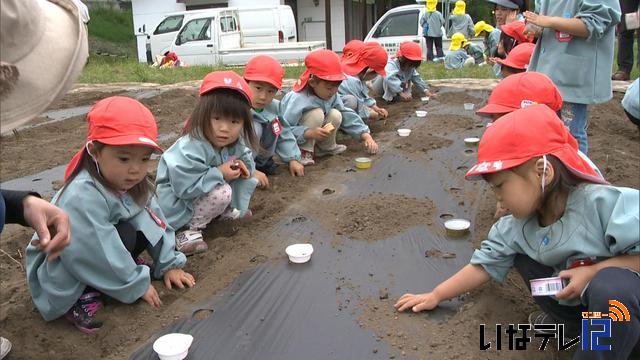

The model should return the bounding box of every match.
[612,0,639,81]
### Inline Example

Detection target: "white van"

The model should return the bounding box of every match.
[149,5,297,59]
[170,9,324,66]
[364,3,480,59]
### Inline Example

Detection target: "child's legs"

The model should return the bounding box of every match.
[562,102,589,155]
[115,221,149,259]
[434,37,444,58]
[574,268,640,359]
[188,183,233,230]
[316,109,342,151]
[513,254,584,336]
[255,122,278,170]
[298,108,324,152]
[425,36,434,60]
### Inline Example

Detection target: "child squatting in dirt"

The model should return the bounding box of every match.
[395,105,640,360]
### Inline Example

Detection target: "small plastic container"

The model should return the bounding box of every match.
[444,219,471,237]
[397,128,412,137]
[421,96,430,102]
[286,243,314,263]
[415,110,427,117]
[464,137,480,147]
[153,333,193,360]
[463,103,475,111]
[354,157,372,169]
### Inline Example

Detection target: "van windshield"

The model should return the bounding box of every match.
[376,11,419,37]
[154,15,184,35]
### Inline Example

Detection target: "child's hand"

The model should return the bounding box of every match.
[163,268,196,290]
[394,292,440,312]
[524,11,551,28]
[142,284,162,307]
[555,265,598,300]
[372,106,388,118]
[289,160,305,177]
[399,92,412,102]
[424,90,437,98]
[368,110,380,121]
[233,160,250,179]
[304,127,331,141]
[486,57,498,65]
[254,170,269,188]
[219,161,242,181]
[361,133,379,154]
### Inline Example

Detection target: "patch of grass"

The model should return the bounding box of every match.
[78,56,307,84]
[88,6,134,44]
[417,61,495,80]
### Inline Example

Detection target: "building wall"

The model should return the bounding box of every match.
[296,0,345,51]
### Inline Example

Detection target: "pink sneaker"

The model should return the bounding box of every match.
[299,150,315,166]
[176,230,208,255]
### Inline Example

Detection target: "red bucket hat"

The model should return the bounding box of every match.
[476,72,563,115]
[500,21,534,44]
[200,70,253,104]
[496,42,535,70]
[466,104,607,184]
[64,96,162,181]
[293,49,346,92]
[395,41,422,61]
[342,42,388,77]
[244,55,284,90]
[341,39,365,61]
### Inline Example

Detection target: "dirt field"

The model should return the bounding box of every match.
[0,84,638,360]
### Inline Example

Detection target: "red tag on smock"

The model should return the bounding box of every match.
[555,31,572,42]
[145,206,166,229]
[271,117,282,136]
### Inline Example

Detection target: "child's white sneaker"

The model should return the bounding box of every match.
[218,208,252,221]
[299,150,315,166]
[315,144,347,158]
[0,337,11,360]
[176,230,208,256]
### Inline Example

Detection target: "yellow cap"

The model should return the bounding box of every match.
[474,21,495,37]
[453,1,466,16]
[449,32,467,51]
[426,0,438,12]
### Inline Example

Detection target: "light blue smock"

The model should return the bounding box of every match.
[444,49,469,70]
[528,0,621,104]
[470,184,640,306]
[279,87,371,143]
[338,75,377,120]
[447,14,475,39]
[371,58,429,101]
[420,11,445,37]
[622,78,640,120]
[155,135,258,230]
[26,170,186,321]
[484,29,501,57]
[466,43,485,65]
[252,99,301,163]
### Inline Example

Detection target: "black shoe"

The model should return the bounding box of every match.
[256,157,279,175]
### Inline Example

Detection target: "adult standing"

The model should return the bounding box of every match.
[486,0,526,26]
[0,0,89,358]
[612,0,639,81]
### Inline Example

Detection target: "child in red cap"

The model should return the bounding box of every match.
[495,42,535,77]
[396,105,639,359]
[243,55,304,188]
[341,39,365,62]
[490,21,535,78]
[476,71,605,217]
[371,41,435,102]
[156,71,259,255]
[280,49,379,166]
[338,42,389,122]
[26,96,195,334]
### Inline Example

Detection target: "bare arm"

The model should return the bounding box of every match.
[395,264,491,312]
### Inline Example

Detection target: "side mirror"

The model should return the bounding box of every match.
[175,37,182,46]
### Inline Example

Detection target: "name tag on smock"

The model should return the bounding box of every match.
[145,206,166,229]
[271,117,282,136]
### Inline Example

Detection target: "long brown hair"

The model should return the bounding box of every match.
[64,142,155,206]
[399,56,422,70]
[183,88,258,151]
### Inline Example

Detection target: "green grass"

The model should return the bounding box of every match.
[88,6,134,44]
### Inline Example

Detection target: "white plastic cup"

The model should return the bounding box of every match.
[444,219,471,237]
[153,333,193,360]
[415,110,427,117]
[397,128,412,137]
[286,243,314,263]
[463,103,475,111]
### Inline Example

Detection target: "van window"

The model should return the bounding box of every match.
[153,15,184,35]
[177,18,212,44]
[220,16,238,32]
[376,11,419,37]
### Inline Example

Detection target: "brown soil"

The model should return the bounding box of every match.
[0,85,637,360]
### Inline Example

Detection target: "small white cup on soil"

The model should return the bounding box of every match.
[153,333,193,360]
[397,128,412,137]
[415,110,427,117]
[444,219,471,237]
[286,243,314,263]
[463,103,475,111]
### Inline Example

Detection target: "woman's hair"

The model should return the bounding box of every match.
[64,142,155,206]
[500,64,526,77]
[183,88,258,151]
[399,56,422,70]
[498,32,517,58]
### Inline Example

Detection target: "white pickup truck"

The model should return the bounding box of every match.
[170,8,325,66]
